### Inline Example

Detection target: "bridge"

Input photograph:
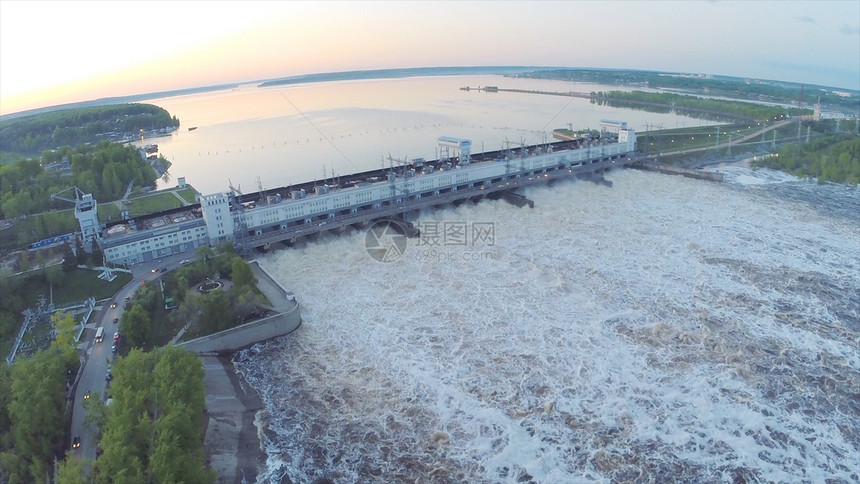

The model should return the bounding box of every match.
[232,152,644,252]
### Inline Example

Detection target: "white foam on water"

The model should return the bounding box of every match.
[714,165,805,186]
[234,168,860,483]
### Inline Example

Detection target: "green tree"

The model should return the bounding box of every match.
[195,246,215,277]
[61,241,77,272]
[102,162,123,199]
[9,347,68,480]
[194,246,214,262]
[57,456,88,484]
[154,346,205,416]
[132,281,159,313]
[52,312,79,359]
[0,452,28,483]
[0,363,12,446]
[82,390,107,435]
[121,304,151,348]
[46,262,65,287]
[231,284,265,323]
[149,407,214,484]
[75,236,87,265]
[93,347,211,483]
[89,237,104,267]
[172,292,202,335]
[231,257,255,289]
[95,349,155,484]
[201,289,232,333]
[18,249,29,272]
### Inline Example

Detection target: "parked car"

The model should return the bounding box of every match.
[111,344,118,354]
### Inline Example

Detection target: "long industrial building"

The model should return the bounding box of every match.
[80,126,638,266]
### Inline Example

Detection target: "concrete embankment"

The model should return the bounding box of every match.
[179,261,301,355]
[633,161,725,182]
[180,308,300,354]
[201,356,269,484]
[188,260,300,483]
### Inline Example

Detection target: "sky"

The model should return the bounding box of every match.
[1,0,858,116]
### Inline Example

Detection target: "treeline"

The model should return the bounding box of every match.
[518,69,859,111]
[0,211,78,253]
[0,104,178,156]
[0,313,80,483]
[0,141,157,219]
[754,133,860,184]
[59,345,214,483]
[0,318,213,483]
[596,91,808,122]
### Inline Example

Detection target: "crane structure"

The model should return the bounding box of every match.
[51,187,100,246]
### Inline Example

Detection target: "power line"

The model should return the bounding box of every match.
[278,92,360,173]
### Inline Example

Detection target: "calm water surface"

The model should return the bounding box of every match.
[140,75,715,194]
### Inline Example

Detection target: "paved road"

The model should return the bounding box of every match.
[70,251,195,463]
[648,119,794,159]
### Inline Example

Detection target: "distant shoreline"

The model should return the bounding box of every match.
[1,66,544,121]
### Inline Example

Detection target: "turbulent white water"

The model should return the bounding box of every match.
[235,168,860,484]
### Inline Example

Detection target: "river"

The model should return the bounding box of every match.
[147,76,859,483]
[232,168,857,483]
[140,75,714,195]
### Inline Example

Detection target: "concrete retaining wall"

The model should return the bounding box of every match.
[178,304,301,355]
[634,161,725,182]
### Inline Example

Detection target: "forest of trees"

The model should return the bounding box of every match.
[0,141,157,220]
[0,104,178,157]
[595,90,809,122]
[56,345,214,483]
[518,69,860,111]
[0,308,213,483]
[754,133,860,184]
[0,313,80,483]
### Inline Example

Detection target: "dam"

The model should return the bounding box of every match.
[89,125,638,265]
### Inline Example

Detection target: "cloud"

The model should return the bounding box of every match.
[841,23,860,35]
[795,15,815,24]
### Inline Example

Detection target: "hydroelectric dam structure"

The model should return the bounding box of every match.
[94,124,639,265]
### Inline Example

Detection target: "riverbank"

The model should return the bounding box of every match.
[199,260,302,482]
[201,355,268,484]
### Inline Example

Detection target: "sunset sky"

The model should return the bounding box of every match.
[1,0,858,116]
